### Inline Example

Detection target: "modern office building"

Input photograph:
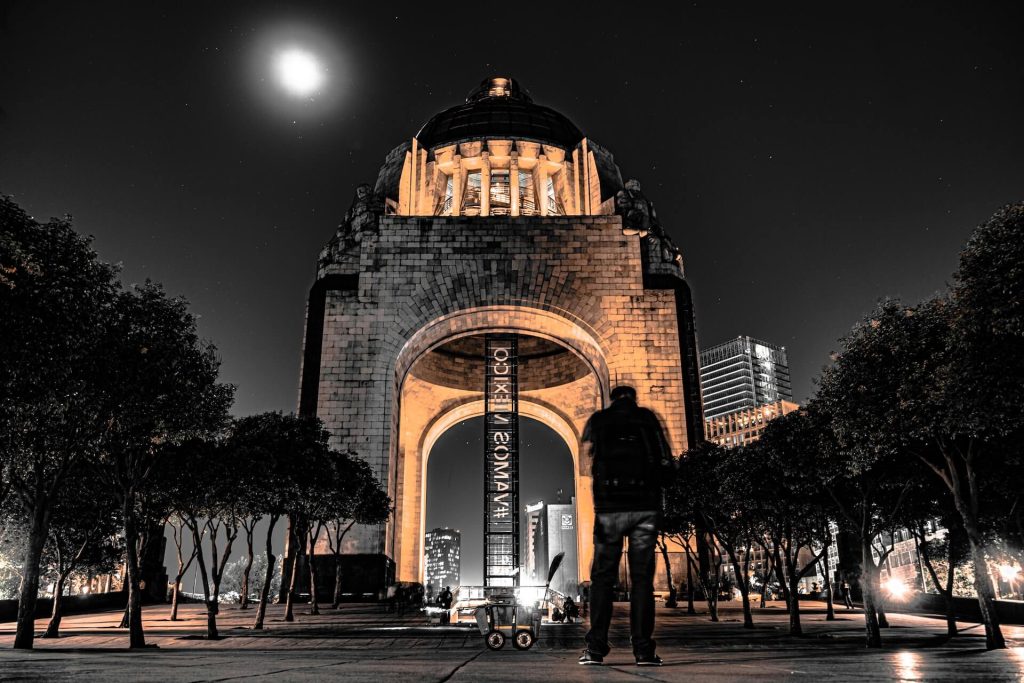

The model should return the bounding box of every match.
[546,499,579,598]
[699,336,794,420]
[519,499,578,597]
[424,528,461,598]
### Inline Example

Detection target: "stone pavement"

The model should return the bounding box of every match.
[0,601,1022,681]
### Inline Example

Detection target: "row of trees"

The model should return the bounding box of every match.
[663,202,1023,650]
[1,195,390,649]
[1,195,234,649]
[159,413,388,639]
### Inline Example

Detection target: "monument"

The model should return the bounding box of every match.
[296,77,704,595]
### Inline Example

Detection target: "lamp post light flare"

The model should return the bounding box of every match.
[883,577,911,601]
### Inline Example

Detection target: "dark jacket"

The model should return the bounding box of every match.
[583,397,673,513]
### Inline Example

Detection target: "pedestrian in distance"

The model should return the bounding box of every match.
[841,580,854,610]
[563,596,579,623]
[578,385,674,667]
[438,586,453,625]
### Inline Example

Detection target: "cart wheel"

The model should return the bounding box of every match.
[513,629,535,650]
[485,630,506,650]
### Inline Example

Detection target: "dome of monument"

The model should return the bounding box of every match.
[415,76,584,150]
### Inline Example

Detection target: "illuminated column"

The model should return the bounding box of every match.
[409,138,419,216]
[510,151,520,217]
[537,154,549,216]
[480,151,491,217]
[452,154,463,216]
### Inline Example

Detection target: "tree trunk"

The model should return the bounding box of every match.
[821,545,836,621]
[965,527,1005,649]
[240,532,255,610]
[731,558,753,628]
[14,501,50,649]
[332,553,344,609]
[877,601,889,628]
[170,577,181,621]
[253,514,279,630]
[307,524,322,615]
[787,575,803,635]
[284,520,307,623]
[860,538,882,648]
[123,499,147,648]
[188,521,217,639]
[685,552,696,614]
[43,571,69,638]
[945,444,1005,649]
[658,535,677,608]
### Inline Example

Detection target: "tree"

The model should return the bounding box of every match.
[812,307,932,648]
[324,452,389,608]
[679,442,760,628]
[97,282,234,647]
[227,412,331,630]
[892,203,1024,650]
[748,415,835,636]
[665,446,727,622]
[40,467,122,638]
[165,439,241,639]
[0,197,120,649]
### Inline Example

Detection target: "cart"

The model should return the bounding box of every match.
[473,551,565,651]
[474,590,542,650]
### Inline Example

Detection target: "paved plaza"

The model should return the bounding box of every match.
[0,601,1022,681]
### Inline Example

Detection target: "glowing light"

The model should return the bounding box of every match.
[999,564,1021,583]
[275,48,324,96]
[883,577,910,601]
[892,651,921,681]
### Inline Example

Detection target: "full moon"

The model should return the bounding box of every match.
[275,48,324,97]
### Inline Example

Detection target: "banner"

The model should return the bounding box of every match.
[484,334,519,587]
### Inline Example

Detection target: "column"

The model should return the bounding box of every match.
[510,151,520,217]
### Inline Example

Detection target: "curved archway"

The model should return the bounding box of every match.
[393,305,612,401]
[423,411,579,594]
[389,308,607,586]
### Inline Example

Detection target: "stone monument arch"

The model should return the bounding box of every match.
[297,76,704,596]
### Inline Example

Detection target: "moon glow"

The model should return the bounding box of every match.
[276,48,324,97]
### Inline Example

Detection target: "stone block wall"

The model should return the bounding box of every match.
[300,214,698,578]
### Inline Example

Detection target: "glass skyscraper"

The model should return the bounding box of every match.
[699,336,793,420]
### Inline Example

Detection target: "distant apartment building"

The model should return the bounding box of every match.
[700,336,794,420]
[424,527,461,598]
[704,399,800,447]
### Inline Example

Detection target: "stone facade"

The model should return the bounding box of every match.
[299,214,703,585]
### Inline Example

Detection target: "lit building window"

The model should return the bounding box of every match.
[463,171,482,215]
[546,177,563,215]
[519,171,538,216]
[490,171,511,215]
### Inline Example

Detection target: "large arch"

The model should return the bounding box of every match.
[389,305,609,587]
[416,398,589,587]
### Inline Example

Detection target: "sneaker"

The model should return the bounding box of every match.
[635,654,663,666]
[579,650,604,665]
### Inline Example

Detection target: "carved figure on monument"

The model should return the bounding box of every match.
[319,183,385,269]
[615,179,683,267]
[615,178,654,237]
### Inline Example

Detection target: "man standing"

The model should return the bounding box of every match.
[579,386,673,666]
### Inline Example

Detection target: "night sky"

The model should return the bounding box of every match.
[2,4,1022,573]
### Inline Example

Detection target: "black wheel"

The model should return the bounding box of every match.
[485,630,506,650]
[513,629,535,650]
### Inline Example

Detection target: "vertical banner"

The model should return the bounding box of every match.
[484,334,519,587]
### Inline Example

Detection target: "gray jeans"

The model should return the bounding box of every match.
[585,510,659,658]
